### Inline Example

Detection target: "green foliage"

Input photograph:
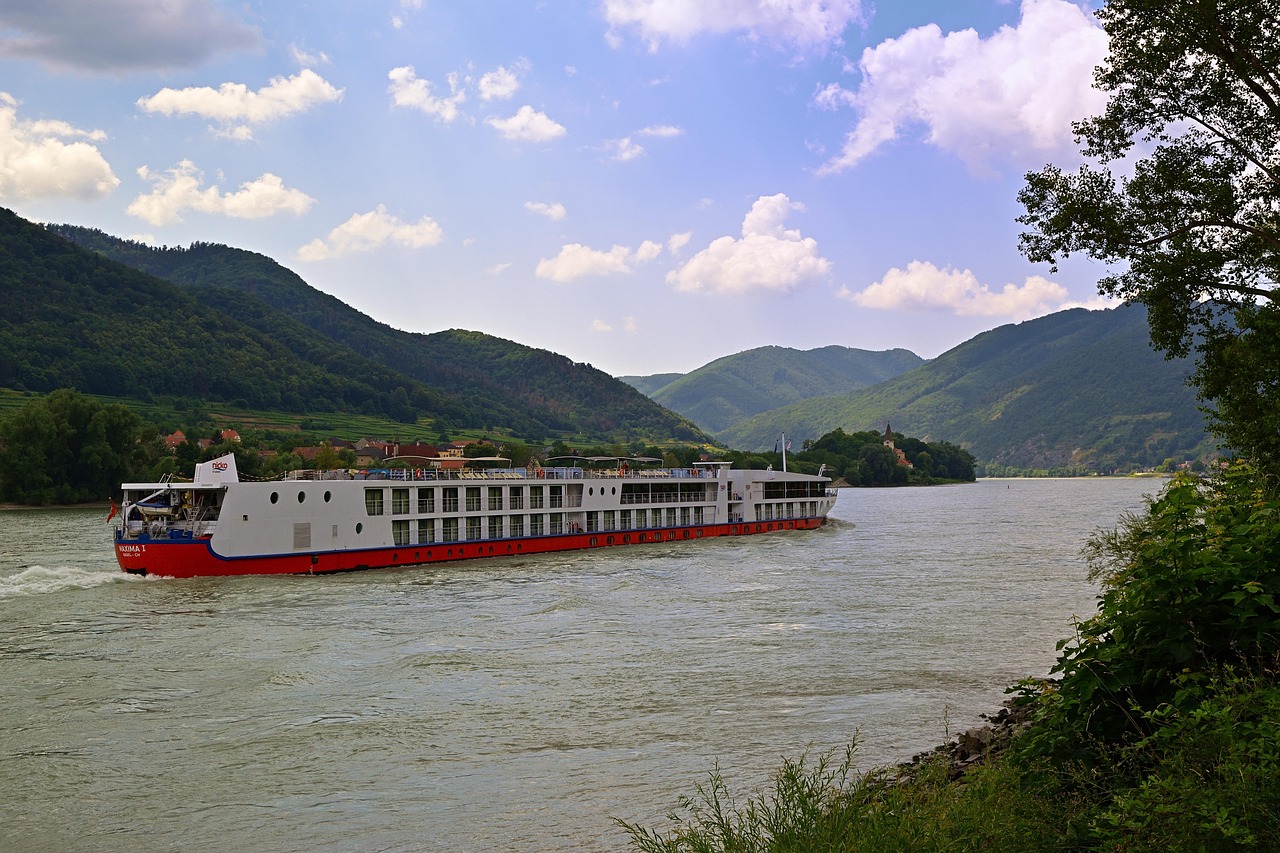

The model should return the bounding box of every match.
[786,427,975,485]
[0,389,151,503]
[1017,0,1280,474]
[1019,465,1280,761]
[618,744,866,852]
[1088,670,1280,851]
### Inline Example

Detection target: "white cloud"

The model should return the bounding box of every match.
[635,240,662,261]
[525,201,567,221]
[535,243,633,282]
[0,0,259,73]
[486,262,513,274]
[668,231,692,253]
[127,160,314,225]
[818,0,1107,174]
[667,193,830,295]
[388,66,467,123]
[137,69,343,139]
[487,105,566,142]
[840,260,1074,319]
[0,93,118,201]
[606,136,644,161]
[638,124,683,137]
[297,205,443,261]
[478,64,522,100]
[289,44,330,66]
[603,0,864,52]
[591,316,639,334]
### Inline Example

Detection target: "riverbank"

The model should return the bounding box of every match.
[622,469,1280,851]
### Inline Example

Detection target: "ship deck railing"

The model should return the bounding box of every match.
[282,466,720,482]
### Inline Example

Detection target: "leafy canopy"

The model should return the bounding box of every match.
[1018,0,1280,470]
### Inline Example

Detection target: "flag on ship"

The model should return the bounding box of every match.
[106,500,118,522]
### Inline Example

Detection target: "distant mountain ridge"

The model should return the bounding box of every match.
[0,210,707,443]
[717,305,1213,471]
[621,345,924,433]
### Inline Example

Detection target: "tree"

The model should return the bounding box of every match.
[0,389,148,504]
[1018,0,1280,472]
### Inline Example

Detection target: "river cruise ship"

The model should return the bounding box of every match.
[113,453,838,578]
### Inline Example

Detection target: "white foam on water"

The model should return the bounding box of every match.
[0,564,136,599]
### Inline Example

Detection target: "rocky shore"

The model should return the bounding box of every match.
[893,693,1038,785]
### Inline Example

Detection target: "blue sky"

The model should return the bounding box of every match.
[0,0,1115,376]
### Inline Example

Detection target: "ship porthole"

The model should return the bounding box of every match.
[611,487,616,495]
[270,492,279,504]
[588,487,594,496]
[298,491,306,503]
[356,523,363,534]
[324,491,332,502]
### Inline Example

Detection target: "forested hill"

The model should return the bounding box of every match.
[717,305,1213,472]
[0,208,455,422]
[37,217,707,442]
[622,345,924,433]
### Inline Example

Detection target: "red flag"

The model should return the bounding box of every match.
[106,500,118,523]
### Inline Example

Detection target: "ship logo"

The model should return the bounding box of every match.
[212,461,228,472]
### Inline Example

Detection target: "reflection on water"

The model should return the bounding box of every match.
[0,479,1159,852]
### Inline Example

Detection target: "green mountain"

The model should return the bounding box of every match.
[0,209,442,420]
[619,372,683,396]
[622,345,924,433]
[0,210,707,443]
[716,306,1213,471]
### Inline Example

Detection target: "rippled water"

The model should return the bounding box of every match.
[0,478,1160,852]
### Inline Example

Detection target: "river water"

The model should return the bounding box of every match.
[1,477,1158,852]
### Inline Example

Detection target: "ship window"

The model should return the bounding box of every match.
[298,491,306,503]
[356,523,363,534]
[324,491,331,502]
[364,489,384,516]
[270,492,279,504]
[611,487,616,495]
[391,488,410,514]
[392,520,410,545]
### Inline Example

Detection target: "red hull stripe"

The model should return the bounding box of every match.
[114,519,826,579]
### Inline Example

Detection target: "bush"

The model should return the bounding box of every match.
[1019,464,1280,760]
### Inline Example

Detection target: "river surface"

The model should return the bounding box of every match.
[1,477,1159,852]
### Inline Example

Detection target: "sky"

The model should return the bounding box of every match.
[0,0,1118,376]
